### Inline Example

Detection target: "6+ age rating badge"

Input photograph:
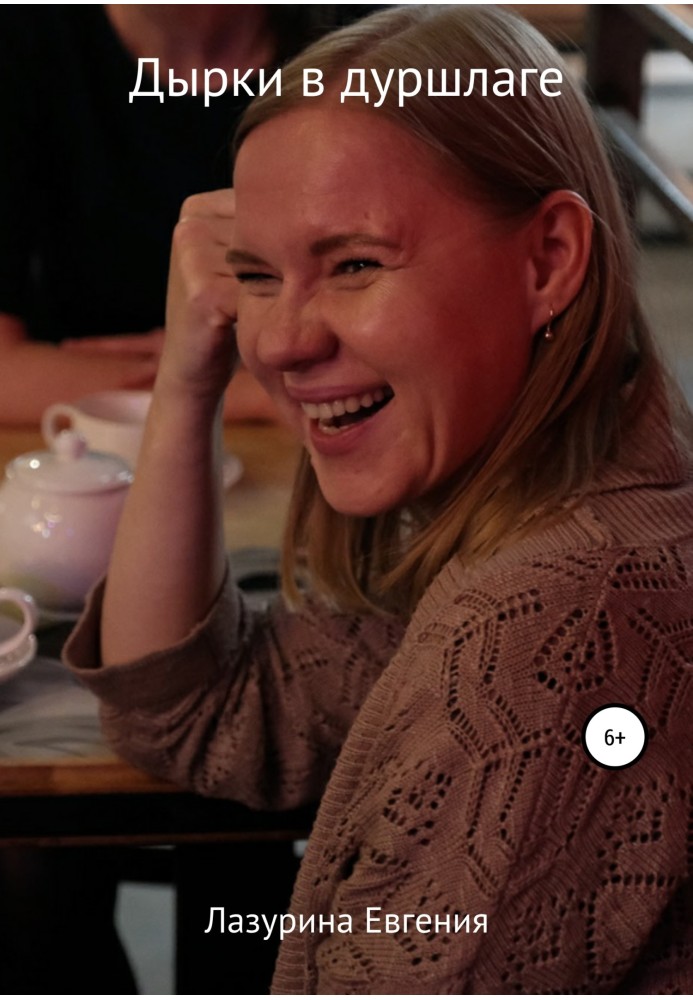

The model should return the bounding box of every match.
[581,704,649,770]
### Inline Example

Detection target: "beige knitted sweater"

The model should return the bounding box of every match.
[66,394,693,994]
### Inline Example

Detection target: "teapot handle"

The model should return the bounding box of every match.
[41,403,78,448]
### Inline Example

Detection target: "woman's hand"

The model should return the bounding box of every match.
[159,189,240,408]
[0,314,159,425]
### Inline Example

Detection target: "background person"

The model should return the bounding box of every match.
[0,6,379,993]
[0,4,376,424]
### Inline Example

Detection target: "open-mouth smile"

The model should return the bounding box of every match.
[300,386,395,435]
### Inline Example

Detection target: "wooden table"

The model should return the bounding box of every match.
[0,421,310,837]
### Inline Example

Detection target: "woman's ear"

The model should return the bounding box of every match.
[526,191,593,333]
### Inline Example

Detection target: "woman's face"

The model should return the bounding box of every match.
[232,107,538,516]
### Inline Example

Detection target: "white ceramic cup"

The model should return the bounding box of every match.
[0,587,38,679]
[41,390,152,470]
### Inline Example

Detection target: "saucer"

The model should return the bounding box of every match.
[0,612,38,685]
[37,606,82,628]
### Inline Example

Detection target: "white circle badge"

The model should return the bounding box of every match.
[581,704,648,770]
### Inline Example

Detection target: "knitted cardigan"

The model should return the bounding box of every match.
[66,392,693,994]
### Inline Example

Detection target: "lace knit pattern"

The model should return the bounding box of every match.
[274,545,693,993]
[66,401,693,994]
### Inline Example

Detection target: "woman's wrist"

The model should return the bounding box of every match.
[151,365,227,431]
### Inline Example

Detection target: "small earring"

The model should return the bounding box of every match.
[543,306,555,342]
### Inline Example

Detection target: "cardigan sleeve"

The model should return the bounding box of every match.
[64,569,404,810]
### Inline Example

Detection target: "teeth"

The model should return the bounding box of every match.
[301,389,390,421]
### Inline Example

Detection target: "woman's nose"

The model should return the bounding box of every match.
[252,295,338,372]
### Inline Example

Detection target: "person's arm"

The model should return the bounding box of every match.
[0,314,159,425]
[66,574,403,808]
[99,190,239,662]
[61,327,280,423]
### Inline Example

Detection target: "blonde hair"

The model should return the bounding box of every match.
[235,5,680,616]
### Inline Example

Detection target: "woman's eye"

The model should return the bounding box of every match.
[235,271,275,284]
[334,258,382,276]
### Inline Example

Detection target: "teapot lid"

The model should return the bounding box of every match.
[7,430,133,494]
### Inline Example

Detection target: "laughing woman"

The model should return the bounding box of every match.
[66,6,693,993]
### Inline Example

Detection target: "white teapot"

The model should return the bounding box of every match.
[0,430,132,614]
